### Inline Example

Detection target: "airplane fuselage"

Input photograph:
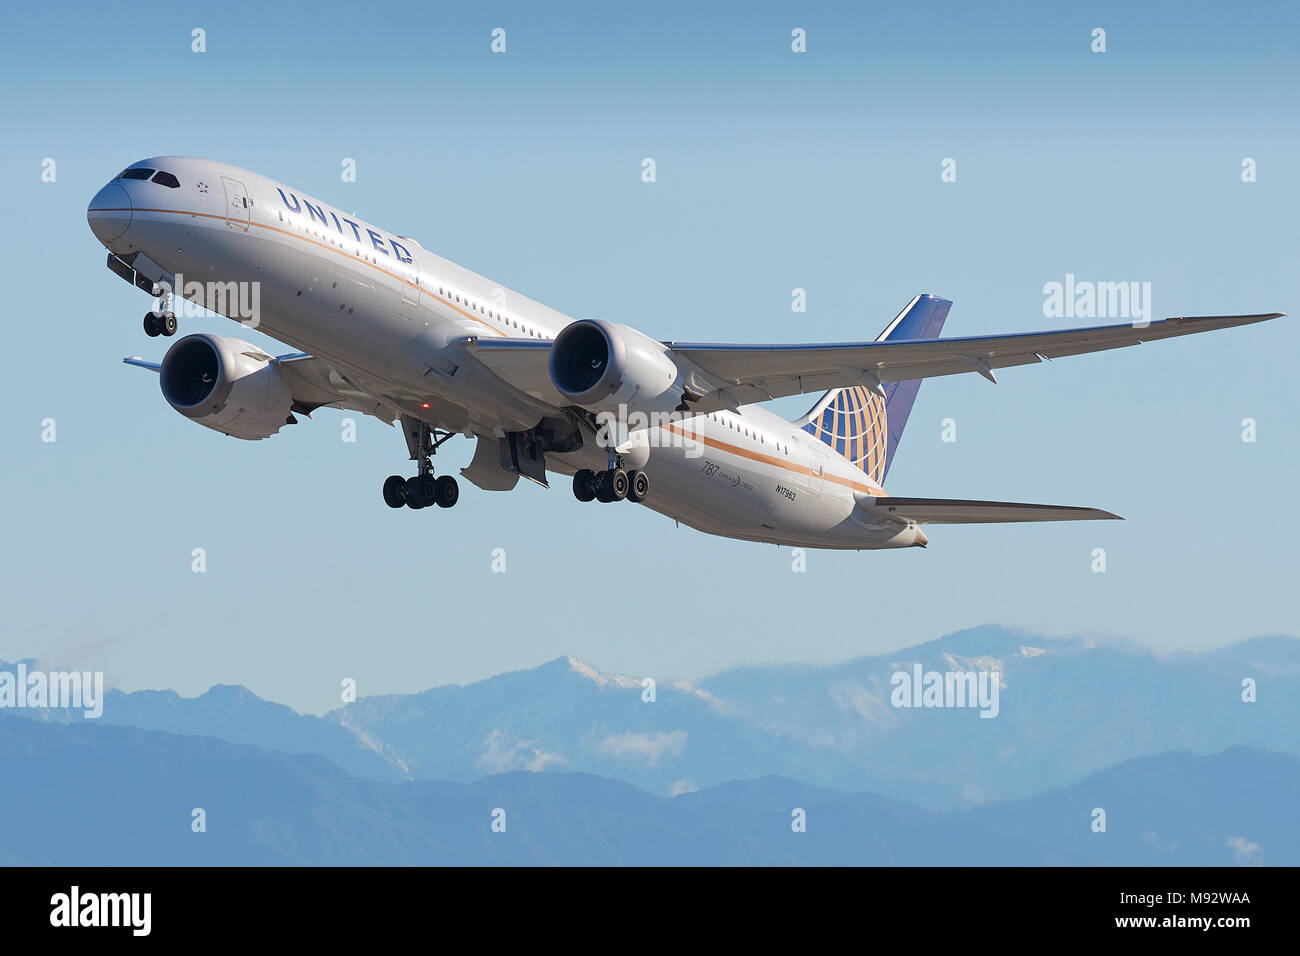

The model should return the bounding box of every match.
[87,156,928,549]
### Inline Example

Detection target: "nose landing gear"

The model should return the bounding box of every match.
[143,282,178,337]
[383,417,460,511]
[143,311,178,337]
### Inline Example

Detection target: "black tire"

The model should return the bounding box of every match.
[593,470,612,503]
[143,313,160,337]
[573,469,596,502]
[161,312,178,336]
[607,468,629,502]
[628,470,650,503]
[434,475,459,508]
[404,477,425,509]
[382,475,407,508]
[406,475,435,509]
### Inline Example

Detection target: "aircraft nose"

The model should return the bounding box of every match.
[87,182,132,244]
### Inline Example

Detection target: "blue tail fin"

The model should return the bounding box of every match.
[799,294,952,485]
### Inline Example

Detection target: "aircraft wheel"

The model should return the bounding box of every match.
[143,313,161,336]
[382,475,407,508]
[161,312,178,336]
[406,475,435,509]
[573,469,596,502]
[606,468,629,502]
[434,475,459,508]
[628,470,650,503]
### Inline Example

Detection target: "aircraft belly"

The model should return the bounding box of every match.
[624,428,856,544]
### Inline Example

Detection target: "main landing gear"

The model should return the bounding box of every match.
[573,467,650,504]
[143,282,178,338]
[383,473,458,510]
[383,418,460,511]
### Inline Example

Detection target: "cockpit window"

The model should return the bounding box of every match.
[121,168,155,180]
[152,171,180,188]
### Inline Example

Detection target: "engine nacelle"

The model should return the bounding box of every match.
[548,319,685,415]
[159,334,294,440]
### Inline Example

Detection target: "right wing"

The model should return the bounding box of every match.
[466,305,1281,415]
[667,311,1283,409]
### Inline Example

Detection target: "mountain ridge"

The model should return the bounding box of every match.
[1,714,1292,865]
[4,625,1294,809]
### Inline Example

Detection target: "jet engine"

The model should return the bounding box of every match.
[548,319,686,416]
[159,334,294,440]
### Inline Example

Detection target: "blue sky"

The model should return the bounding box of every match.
[1,0,1296,714]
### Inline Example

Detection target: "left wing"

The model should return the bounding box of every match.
[123,351,399,423]
[270,352,398,422]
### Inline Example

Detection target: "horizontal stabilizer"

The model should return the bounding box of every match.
[864,495,1121,525]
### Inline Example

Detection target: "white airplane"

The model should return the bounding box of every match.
[87,157,1281,550]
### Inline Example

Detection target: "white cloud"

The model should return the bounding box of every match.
[598,730,687,766]
[1226,836,1262,865]
[669,779,698,796]
[476,729,566,773]
[828,679,898,734]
